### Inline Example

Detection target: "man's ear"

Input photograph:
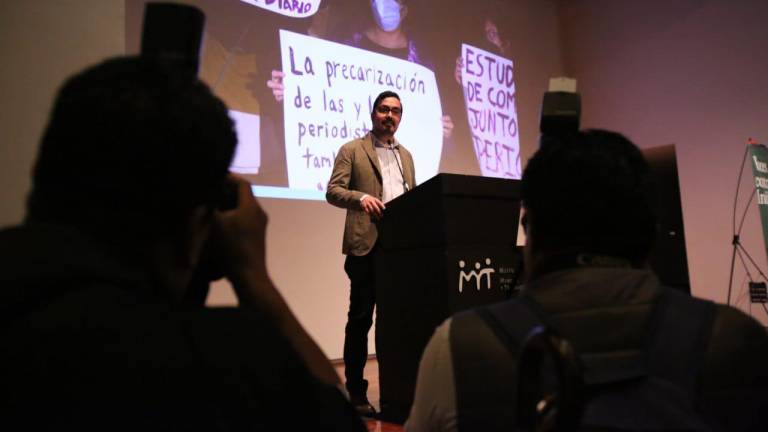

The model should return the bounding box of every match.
[521,207,535,270]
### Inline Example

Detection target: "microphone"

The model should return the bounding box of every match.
[387,139,409,192]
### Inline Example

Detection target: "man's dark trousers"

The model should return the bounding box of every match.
[343,251,376,402]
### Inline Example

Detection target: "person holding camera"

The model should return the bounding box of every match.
[0,56,365,431]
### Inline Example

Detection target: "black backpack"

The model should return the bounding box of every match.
[453,288,716,431]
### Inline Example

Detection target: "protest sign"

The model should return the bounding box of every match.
[749,143,768,261]
[229,110,261,174]
[280,30,443,191]
[460,43,521,179]
[238,0,322,17]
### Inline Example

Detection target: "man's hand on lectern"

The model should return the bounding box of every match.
[361,195,385,220]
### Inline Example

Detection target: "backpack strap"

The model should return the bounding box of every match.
[646,288,717,400]
[476,296,546,355]
[579,288,717,431]
[450,298,544,432]
[481,297,585,430]
[452,288,718,432]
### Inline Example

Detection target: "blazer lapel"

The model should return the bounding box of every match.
[402,149,415,188]
[362,133,383,181]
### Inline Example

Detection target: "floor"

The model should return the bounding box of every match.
[333,357,404,432]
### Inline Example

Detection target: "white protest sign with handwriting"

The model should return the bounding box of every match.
[238,0,322,18]
[280,30,443,191]
[461,43,520,179]
[228,110,261,174]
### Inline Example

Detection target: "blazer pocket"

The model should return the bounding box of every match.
[352,210,369,237]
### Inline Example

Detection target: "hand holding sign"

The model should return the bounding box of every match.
[266,70,285,102]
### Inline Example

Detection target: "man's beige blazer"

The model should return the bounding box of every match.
[326,133,416,256]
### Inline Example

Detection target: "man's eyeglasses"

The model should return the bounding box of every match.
[376,105,402,116]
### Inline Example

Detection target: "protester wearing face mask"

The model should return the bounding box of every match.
[346,0,454,139]
[372,0,402,32]
[267,0,416,100]
[346,0,420,63]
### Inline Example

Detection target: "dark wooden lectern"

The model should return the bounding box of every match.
[374,173,522,423]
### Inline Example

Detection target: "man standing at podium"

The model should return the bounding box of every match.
[327,90,417,417]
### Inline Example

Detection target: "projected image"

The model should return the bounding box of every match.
[126,0,521,200]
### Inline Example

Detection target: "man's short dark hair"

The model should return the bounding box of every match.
[371,90,402,115]
[27,56,236,234]
[521,129,656,266]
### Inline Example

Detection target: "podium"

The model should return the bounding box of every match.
[374,173,522,423]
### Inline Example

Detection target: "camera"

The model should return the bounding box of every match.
[141,3,240,303]
[141,3,239,212]
[539,77,581,143]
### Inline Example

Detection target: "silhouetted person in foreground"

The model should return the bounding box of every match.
[0,56,365,432]
[406,130,768,431]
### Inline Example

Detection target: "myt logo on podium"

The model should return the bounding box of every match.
[458,258,496,292]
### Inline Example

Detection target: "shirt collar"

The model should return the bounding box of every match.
[371,133,399,149]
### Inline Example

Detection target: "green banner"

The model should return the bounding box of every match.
[748,143,768,261]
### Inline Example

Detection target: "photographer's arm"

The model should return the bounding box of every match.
[213,177,339,386]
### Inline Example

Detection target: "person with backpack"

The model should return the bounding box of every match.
[405,130,768,431]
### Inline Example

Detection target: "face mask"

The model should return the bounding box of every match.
[371,0,402,32]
